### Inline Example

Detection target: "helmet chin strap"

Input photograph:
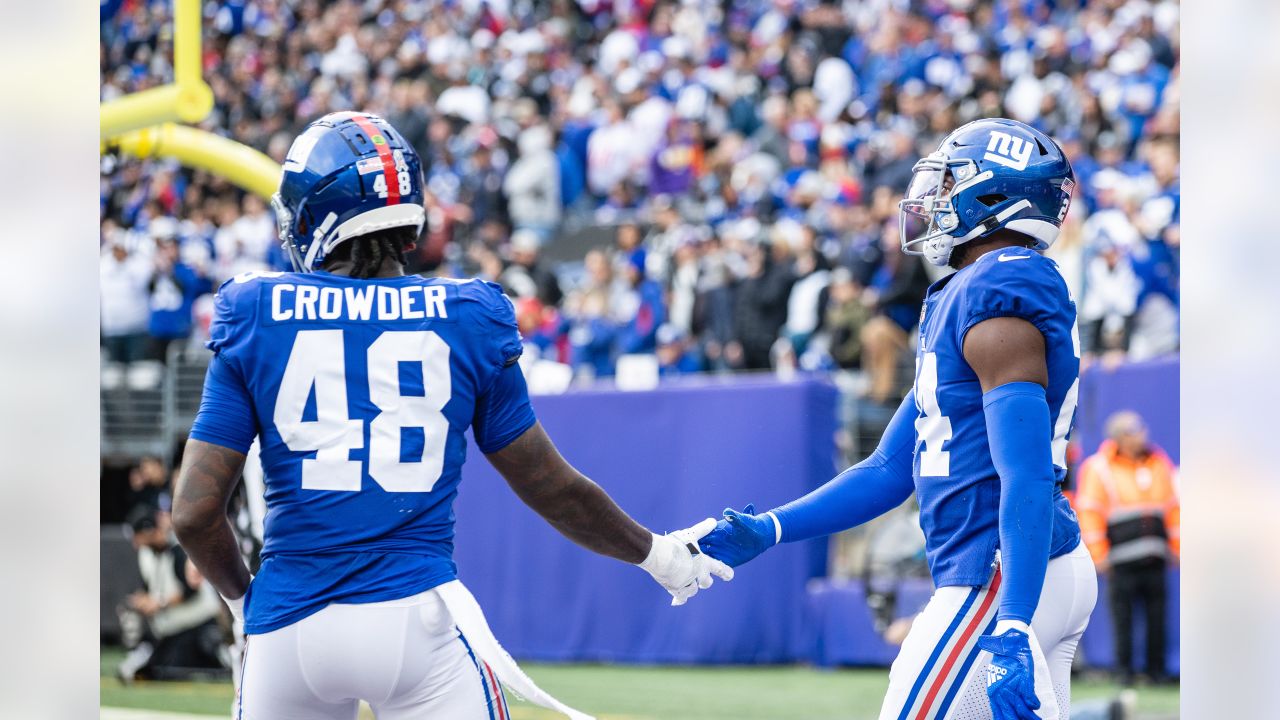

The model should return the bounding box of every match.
[923,199,1036,267]
[301,212,340,270]
[956,200,1034,244]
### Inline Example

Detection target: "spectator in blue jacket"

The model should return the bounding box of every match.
[147,235,211,363]
[616,248,667,356]
[567,249,621,379]
[656,324,704,377]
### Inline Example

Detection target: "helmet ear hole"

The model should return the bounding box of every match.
[977,194,1007,207]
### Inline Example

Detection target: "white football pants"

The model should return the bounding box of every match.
[234,588,508,720]
[879,542,1097,720]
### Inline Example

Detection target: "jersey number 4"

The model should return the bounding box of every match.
[915,352,953,477]
[274,329,450,492]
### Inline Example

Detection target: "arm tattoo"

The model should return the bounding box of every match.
[486,422,653,564]
[172,439,252,600]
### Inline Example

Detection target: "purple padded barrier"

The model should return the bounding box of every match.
[451,375,838,663]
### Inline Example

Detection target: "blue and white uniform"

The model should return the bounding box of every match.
[191,271,535,720]
[912,245,1082,589]
[193,112,599,720]
[878,247,1095,720]
[718,245,1098,720]
[704,118,1096,720]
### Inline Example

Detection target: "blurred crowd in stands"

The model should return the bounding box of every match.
[101,0,1181,396]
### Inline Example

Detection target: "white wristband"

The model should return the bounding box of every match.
[765,511,782,545]
[994,619,1031,635]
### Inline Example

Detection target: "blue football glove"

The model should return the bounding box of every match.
[978,627,1041,720]
[697,504,779,568]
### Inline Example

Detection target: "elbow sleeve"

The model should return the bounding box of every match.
[983,382,1056,624]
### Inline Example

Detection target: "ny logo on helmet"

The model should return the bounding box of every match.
[984,131,1033,172]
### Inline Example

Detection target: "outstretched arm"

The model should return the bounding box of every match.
[486,421,652,563]
[771,390,918,541]
[700,390,918,567]
[481,365,732,604]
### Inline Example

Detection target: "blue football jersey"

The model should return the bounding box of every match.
[911,246,1082,587]
[189,271,536,634]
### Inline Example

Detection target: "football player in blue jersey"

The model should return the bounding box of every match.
[170,112,731,720]
[699,119,1097,720]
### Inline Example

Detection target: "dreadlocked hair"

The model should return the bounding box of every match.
[323,226,416,278]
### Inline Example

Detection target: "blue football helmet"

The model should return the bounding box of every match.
[272,112,425,272]
[899,118,1075,266]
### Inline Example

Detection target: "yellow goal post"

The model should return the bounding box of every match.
[100,0,281,199]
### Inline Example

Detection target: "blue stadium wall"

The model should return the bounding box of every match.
[453,375,837,664]
[452,359,1179,667]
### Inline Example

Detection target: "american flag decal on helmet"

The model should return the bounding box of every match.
[351,115,400,205]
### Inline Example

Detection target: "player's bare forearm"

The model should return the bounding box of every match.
[172,439,252,600]
[486,422,653,564]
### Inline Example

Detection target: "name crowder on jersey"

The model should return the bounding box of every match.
[270,283,450,322]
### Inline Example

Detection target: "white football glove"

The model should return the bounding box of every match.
[638,518,735,606]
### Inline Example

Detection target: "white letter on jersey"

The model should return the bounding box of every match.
[296,285,319,320]
[425,286,448,318]
[318,287,342,320]
[272,284,295,321]
[400,286,425,320]
[376,286,400,320]
[915,352,953,477]
[345,286,375,321]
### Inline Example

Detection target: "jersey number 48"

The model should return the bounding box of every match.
[274,329,450,492]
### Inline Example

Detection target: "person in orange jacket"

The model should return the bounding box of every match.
[1075,410,1180,685]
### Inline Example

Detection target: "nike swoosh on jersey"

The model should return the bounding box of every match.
[997,254,1032,262]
